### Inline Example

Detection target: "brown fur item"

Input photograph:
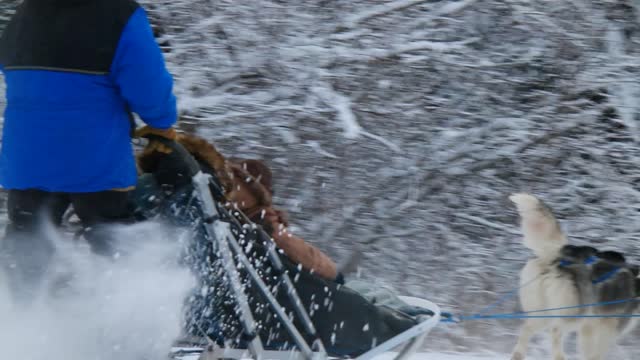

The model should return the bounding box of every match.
[136,132,234,192]
[175,133,234,191]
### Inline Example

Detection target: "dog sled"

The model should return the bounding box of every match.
[132,137,443,360]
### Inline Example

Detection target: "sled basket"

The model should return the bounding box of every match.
[135,139,442,360]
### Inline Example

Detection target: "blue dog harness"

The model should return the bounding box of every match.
[558,256,621,285]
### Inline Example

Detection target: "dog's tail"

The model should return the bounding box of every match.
[510,193,567,259]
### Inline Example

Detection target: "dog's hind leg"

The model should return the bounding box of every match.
[511,319,548,360]
[578,321,597,360]
[550,326,567,360]
[579,320,617,360]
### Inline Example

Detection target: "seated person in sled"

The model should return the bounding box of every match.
[224,156,435,317]
[226,158,339,283]
[133,131,436,357]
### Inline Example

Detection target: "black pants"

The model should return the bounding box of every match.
[1,189,132,301]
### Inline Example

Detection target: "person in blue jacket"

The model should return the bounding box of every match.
[0,0,178,300]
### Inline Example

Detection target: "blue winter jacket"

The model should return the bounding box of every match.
[0,0,177,192]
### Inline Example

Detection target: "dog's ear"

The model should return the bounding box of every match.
[561,245,598,260]
[597,250,626,264]
[583,246,598,254]
[561,245,579,257]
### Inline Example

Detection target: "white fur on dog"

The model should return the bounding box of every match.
[509,193,567,260]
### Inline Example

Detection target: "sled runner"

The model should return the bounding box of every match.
[133,137,442,360]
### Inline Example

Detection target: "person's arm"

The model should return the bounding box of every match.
[273,227,338,281]
[110,7,177,129]
[261,207,338,281]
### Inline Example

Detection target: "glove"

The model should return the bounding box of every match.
[136,126,178,155]
[134,125,178,141]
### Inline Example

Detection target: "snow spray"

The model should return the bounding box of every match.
[0,221,195,360]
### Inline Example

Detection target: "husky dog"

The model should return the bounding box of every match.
[509,193,640,360]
